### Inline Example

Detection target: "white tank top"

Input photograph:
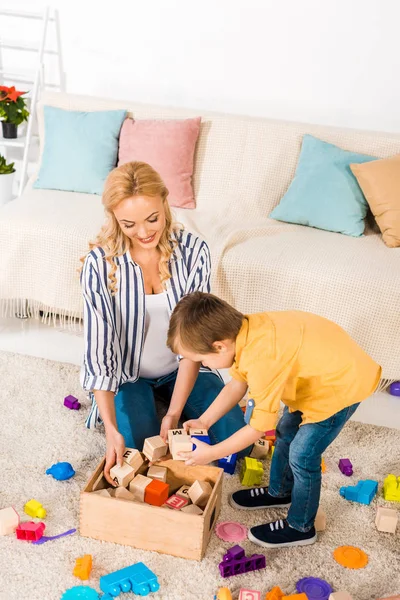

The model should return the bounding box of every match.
[139,292,178,379]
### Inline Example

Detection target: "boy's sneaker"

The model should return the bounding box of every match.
[248,518,317,548]
[229,487,291,510]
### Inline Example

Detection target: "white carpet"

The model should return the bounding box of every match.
[0,351,399,600]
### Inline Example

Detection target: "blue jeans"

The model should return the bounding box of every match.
[269,403,360,532]
[114,369,249,458]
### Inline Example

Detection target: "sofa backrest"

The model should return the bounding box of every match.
[37,92,400,220]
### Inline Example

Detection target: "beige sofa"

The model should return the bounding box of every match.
[1,91,399,382]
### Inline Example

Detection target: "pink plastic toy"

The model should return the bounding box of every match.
[16,521,46,541]
[64,395,81,410]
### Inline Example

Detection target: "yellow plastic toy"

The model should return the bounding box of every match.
[24,499,46,519]
[383,474,400,502]
[240,457,263,486]
[215,588,232,600]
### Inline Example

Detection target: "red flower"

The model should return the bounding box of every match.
[0,86,26,102]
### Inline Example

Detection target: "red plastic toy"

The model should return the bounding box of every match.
[16,521,46,541]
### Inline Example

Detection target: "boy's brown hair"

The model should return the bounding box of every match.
[167,291,244,354]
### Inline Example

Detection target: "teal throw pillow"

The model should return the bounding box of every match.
[34,106,127,195]
[270,134,378,237]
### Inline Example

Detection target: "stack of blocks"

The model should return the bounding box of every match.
[93,433,213,515]
[240,457,264,486]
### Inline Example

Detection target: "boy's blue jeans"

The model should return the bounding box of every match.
[114,369,249,458]
[269,403,360,532]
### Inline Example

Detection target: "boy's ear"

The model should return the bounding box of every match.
[212,340,226,353]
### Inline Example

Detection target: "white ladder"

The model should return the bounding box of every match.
[0,6,65,196]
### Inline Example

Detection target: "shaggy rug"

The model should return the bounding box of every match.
[0,350,399,600]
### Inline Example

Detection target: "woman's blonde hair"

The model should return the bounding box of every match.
[80,161,179,295]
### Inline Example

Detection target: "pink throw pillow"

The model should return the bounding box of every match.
[118,117,201,209]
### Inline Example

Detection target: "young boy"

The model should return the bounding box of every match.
[167,292,381,548]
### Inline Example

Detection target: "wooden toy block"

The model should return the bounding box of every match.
[239,590,261,600]
[375,506,398,533]
[167,428,187,445]
[144,479,170,507]
[189,428,208,436]
[180,504,203,515]
[171,436,193,460]
[176,484,191,501]
[383,474,400,501]
[265,587,284,600]
[165,494,189,510]
[143,435,168,462]
[114,487,136,501]
[240,457,263,486]
[128,474,153,502]
[329,593,353,600]
[250,438,270,459]
[92,489,112,497]
[73,554,92,580]
[188,480,212,506]
[110,463,136,487]
[0,507,19,536]
[315,506,326,531]
[321,458,327,473]
[24,499,46,519]
[122,448,144,472]
[147,465,168,482]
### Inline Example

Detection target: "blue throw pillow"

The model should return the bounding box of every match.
[270,134,378,237]
[34,106,127,195]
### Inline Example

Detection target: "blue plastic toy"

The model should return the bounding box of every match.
[100,562,159,597]
[60,585,99,599]
[218,453,238,475]
[389,381,400,396]
[340,479,378,505]
[46,461,75,481]
[191,434,211,445]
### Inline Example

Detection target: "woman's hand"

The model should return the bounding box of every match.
[182,417,209,433]
[160,413,179,443]
[104,429,126,486]
[179,439,217,466]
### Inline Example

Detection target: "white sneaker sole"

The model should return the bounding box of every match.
[229,496,291,511]
[248,529,317,548]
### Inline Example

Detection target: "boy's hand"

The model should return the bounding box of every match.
[160,413,179,443]
[179,439,216,466]
[182,417,209,433]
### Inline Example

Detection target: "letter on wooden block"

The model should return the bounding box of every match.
[189,428,208,436]
[239,590,261,600]
[0,507,20,536]
[128,474,153,502]
[375,506,398,533]
[142,435,168,462]
[123,448,144,472]
[109,463,136,487]
[147,465,168,483]
[165,494,189,510]
[114,487,136,501]
[176,485,191,501]
[250,439,270,459]
[181,504,203,515]
[171,436,193,460]
[167,428,186,445]
[315,506,326,531]
[188,480,212,506]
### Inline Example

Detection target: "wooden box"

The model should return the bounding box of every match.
[80,458,223,560]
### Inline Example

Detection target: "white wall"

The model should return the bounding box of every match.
[4,0,400,133]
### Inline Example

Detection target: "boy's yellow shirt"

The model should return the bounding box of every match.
[230,311,381,433]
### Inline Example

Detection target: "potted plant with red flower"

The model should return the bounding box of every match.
[0,86,29,139]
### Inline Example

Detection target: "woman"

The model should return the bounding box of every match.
[80,161,247,484]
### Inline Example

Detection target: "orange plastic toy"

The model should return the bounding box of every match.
[282,595,307,599]
[265,586,284,599]
[144,479,169,506]
[333,545,368,569]
[321,458,327,473]
[73,554,92,580]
